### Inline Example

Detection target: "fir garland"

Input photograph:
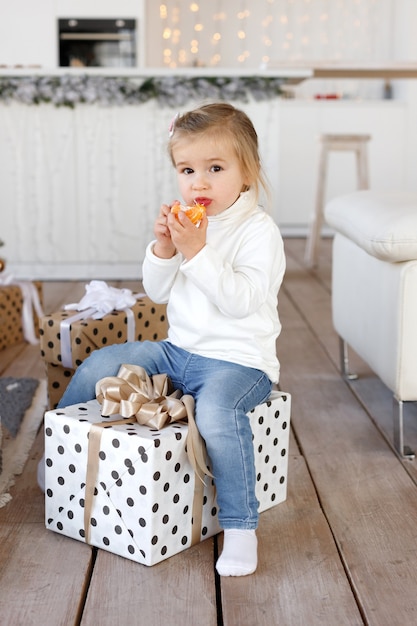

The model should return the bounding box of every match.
[0,74,284,108]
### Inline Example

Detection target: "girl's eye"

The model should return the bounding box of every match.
[211,165,222,173]
[182,167,194,175]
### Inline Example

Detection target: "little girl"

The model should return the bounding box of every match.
[40,102,285,576]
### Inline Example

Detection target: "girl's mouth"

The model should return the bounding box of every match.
[195,197,212,207]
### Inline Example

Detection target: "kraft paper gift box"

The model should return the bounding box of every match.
[39,297,168,408]
[44,391,290,566]
[0,281,43,351]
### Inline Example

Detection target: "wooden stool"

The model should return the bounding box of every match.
[304,133,371,267]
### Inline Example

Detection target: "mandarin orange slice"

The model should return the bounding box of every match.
[171,202,206,224]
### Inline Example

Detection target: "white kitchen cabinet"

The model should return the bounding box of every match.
[277,99,409,232]
[0,95,281,279]
[0,91,413,279]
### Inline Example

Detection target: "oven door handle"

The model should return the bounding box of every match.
[60,33,133,41]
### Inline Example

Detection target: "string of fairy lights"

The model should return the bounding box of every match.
[156,0,396,68]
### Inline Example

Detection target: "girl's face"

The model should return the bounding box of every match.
[171,133,250,216]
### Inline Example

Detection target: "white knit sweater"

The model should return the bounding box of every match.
[142,189,285,382]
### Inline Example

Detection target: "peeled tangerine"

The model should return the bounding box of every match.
[171,202,206,225]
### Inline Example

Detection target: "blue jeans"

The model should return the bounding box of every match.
[58,340,272,529]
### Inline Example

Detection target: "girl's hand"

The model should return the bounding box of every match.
[167,210,208,260]
[153,203,177,259]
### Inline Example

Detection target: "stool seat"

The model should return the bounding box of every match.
[325,190,417,458]
[305,133,371,267]
[321,134,371,147]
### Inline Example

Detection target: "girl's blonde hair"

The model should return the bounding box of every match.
[168,102,270,201]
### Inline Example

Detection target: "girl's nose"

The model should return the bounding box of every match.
[192,173,208,190]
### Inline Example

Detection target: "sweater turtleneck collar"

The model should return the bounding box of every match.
[207,188,258,223]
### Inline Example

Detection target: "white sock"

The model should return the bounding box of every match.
[216,529,258,577]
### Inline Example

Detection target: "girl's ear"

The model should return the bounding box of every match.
[242,171,253,191]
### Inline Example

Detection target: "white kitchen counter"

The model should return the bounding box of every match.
[0,67,312,80]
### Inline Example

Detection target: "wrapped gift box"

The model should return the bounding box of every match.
[44,363,75,410]
[39,297,168,408]
[44,391,290,566]
[0,281,43,351]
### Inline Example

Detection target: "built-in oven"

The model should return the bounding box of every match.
[58,19,137,68]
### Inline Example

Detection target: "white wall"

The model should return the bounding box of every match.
[0,0,56,67]
[146,0,406,69]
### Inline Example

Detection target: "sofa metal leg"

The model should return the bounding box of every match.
[393,396,415,460]
[339,338,358,381]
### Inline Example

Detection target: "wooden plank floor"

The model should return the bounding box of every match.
[1,239,417,625]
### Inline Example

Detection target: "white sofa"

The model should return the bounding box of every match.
[325,190,417,458]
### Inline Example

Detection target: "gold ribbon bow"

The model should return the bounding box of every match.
[95,364,210,482]
[83,364,211,546]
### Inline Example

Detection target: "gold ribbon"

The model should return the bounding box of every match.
[83,364,210,547]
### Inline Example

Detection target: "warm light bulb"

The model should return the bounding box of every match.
[172,10,180,24]
[172,29,181,44]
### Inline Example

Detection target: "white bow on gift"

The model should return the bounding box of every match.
[60,281,145,369]
[0,272,44,345]
[65,280,139,319]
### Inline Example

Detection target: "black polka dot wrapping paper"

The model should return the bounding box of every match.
[39,297,168,409]
[0,282,43,351]
[43,391,290,566]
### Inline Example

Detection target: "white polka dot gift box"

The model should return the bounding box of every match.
[44,391,290,566]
